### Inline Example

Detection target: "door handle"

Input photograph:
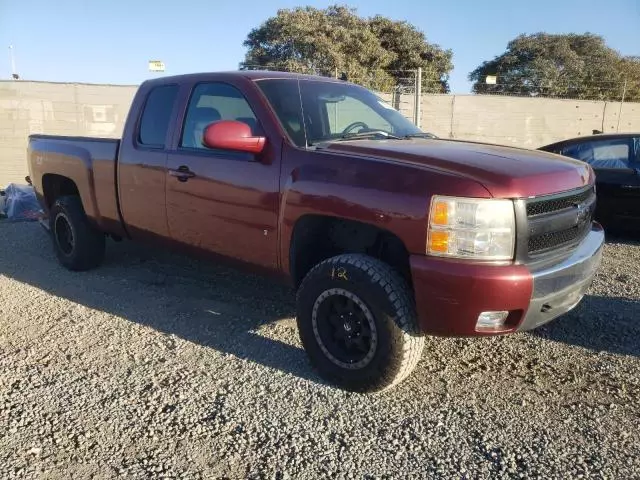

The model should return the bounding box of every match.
[169,166,195,182]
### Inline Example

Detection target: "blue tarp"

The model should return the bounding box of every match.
[1,184,44,222]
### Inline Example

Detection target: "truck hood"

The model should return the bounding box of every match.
[322,138,593,198]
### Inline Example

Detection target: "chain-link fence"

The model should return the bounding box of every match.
[471,79,639,103]
[241,64,636,100]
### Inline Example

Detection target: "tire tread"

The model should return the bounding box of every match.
[50,195,105,271]
[297,253,425,391]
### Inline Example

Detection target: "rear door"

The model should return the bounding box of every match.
[165,80,280,270]
[118,84,179,242]
[561,137,640,222]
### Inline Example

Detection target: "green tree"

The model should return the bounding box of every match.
[368,16,452,92]
[617,56,640,102]
[241,5,452,93]
[469,33,635,100]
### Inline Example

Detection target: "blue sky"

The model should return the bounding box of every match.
[0,0,638,93]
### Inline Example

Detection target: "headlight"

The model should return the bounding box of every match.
[427,195,515,260]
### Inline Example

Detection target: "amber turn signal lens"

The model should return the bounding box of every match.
[428,230,449,253]
[432,201,448,226]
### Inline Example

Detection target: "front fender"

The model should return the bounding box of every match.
[278,162,431,277]
[277,148,493,278]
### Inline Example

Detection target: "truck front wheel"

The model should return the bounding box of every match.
[50,195,105,271]
[296,254,425,392]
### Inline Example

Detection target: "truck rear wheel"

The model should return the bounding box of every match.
[296,254,424,392]
[49,195,105,271]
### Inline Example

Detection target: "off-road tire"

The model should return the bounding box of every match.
[296,254,424,392]
[49,195,105,271]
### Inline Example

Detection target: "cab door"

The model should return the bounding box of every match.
[164,81,281,270]
[626,137,640,219]
[562,137,640,224]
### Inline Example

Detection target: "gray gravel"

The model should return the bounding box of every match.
[1,222,639,479]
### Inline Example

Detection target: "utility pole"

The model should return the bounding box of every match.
[616,78,627,133]
[414,67,422,129]
[9,45,18,79]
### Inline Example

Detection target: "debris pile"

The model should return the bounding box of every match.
[0,182,44,222]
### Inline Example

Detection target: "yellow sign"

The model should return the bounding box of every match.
[485,75,497,85]
[148,60,165,72]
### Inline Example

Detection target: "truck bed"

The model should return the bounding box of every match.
[28,134,124,236]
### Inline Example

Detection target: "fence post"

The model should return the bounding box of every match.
[616,79,627,133]
[414,67,422,128]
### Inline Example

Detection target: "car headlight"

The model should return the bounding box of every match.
[427,195,516,260]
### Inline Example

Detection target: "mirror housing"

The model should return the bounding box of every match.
[202,120,266,154]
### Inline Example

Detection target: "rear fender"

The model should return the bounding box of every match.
[31,141,100,228]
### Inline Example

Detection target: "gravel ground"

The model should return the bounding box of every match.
[0,221,639,479]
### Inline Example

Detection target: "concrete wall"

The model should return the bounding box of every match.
[0,81,136,185]
[418,94,640,147]
[1,80,640,187]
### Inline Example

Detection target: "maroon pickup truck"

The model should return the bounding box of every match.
[28,71,604,392]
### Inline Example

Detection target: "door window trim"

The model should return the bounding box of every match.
[177,80,261,157]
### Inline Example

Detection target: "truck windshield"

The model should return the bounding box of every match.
[256,78,424,147]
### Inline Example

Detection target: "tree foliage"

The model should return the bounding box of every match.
[617,56,640,102]
[241,5,453,93]
[469,33,639,101]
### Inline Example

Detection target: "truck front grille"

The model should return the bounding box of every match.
[526,187,593,217]
[524,185,595,257]
[528,224,587,253]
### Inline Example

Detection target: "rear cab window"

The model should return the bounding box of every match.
[138,85,179,148]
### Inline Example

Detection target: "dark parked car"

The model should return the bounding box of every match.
[539,133,640,230]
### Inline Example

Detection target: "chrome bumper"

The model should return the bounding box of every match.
[518,222,605,331]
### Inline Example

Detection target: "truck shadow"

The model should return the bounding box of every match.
[530,294,640,358]
[1,223,638,382]
[0,224,325,384]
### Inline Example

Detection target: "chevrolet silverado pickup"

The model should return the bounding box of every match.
[27,71,604,392]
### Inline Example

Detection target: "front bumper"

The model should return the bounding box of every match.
[409,222,604,336]
[516,223,604,331]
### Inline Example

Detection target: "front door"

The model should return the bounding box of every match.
[562,137,640,224]
[594,167,640,222]
[165,81,280,270]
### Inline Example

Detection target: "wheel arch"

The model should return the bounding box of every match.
[289,214,413,291]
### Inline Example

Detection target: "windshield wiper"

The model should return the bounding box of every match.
[339,130,403,141]
[403,132,438,139]
[308,130,402,147]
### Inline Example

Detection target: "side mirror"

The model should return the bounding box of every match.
[202,120,266,154]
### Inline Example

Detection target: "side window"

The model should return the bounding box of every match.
[325,95,392,135]
[562,143,589,160]
[138,85,178,147]
[180,82,258,149]
[563,139,631,169]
